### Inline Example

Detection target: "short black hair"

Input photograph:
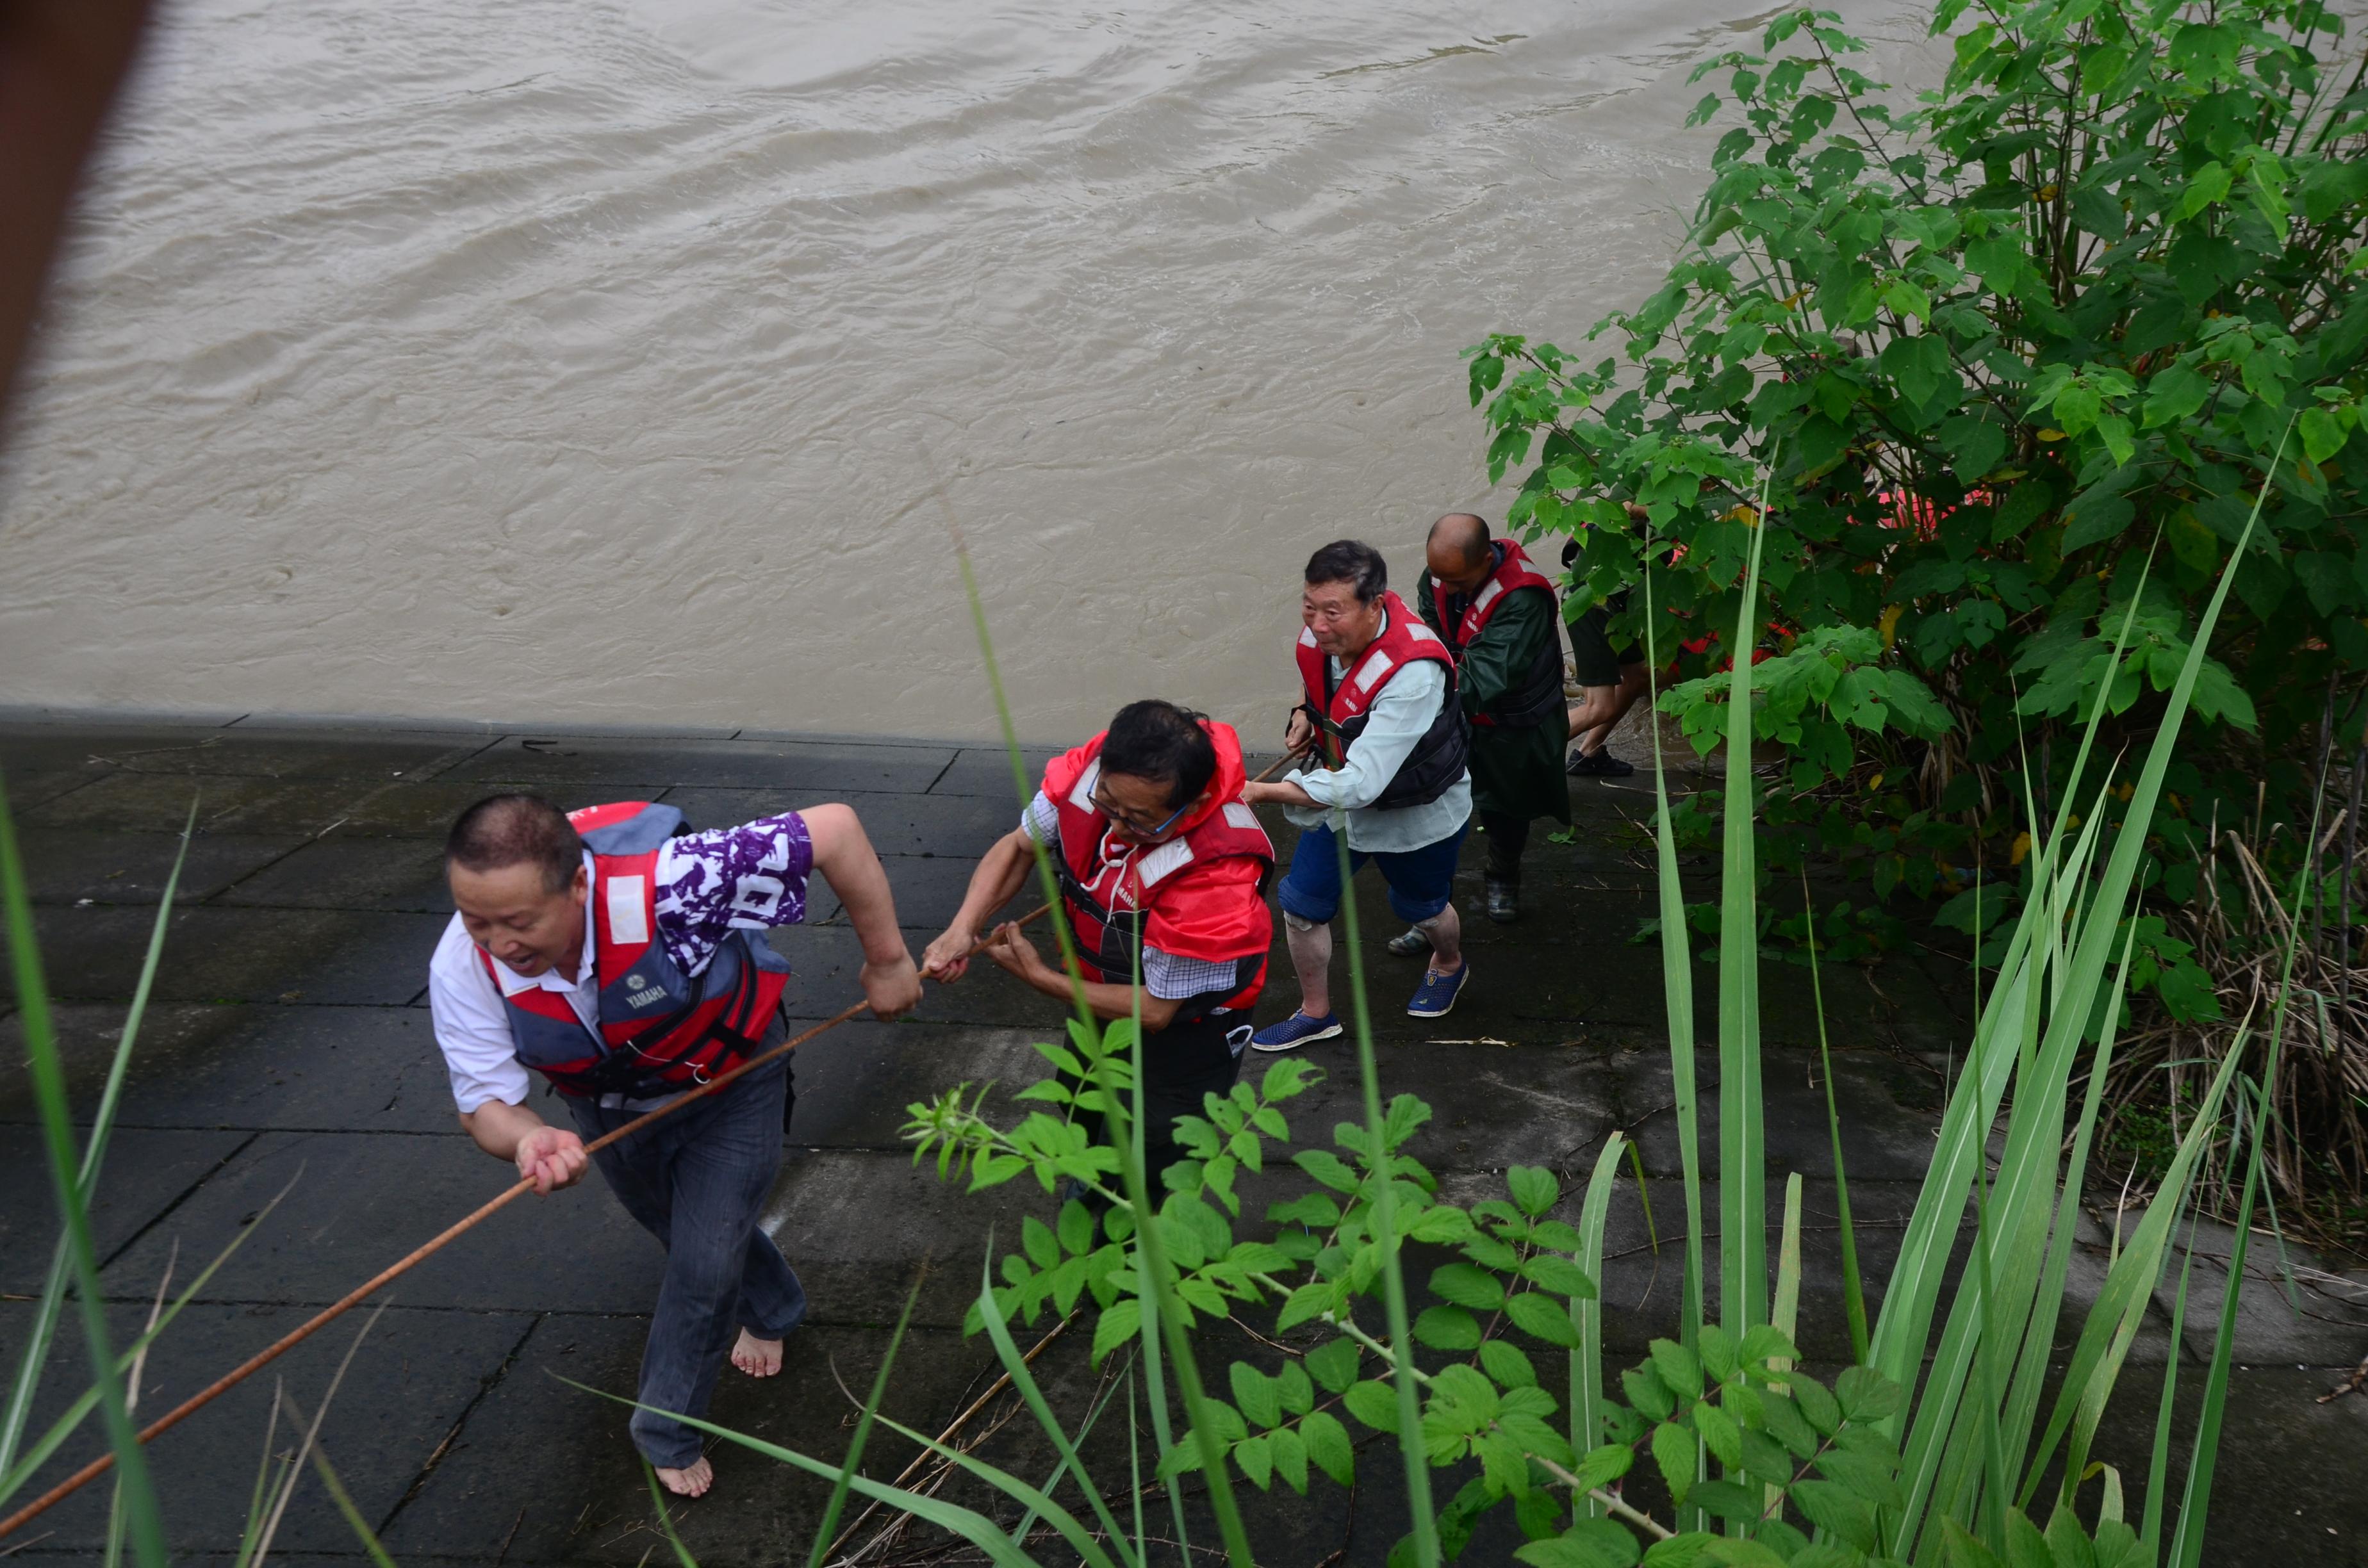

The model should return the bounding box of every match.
[1101,700,1219,810]
[1304,539,1388,603]
[445,794,583,894]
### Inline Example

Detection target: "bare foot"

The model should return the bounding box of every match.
[730,1328,784,1378]
[655,1456,713,1498]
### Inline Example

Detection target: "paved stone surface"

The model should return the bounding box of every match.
[1,715,2363,1564]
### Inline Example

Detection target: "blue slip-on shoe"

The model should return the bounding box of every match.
[1251,1010,1344,1052]
[1406,963,1470,1019]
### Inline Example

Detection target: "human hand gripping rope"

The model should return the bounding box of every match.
[0,749,1304,1537]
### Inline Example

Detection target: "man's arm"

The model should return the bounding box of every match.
[922,824,1038,980]
[803,803,924,1018]
[458,1097,587,1195]
[975,922,1185,1029]
[1246,661,1445,813]
[427,920,584,1195]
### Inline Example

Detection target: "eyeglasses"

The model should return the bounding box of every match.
[1091,782,1190,840]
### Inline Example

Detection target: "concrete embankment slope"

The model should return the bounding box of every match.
[0,715,2361,1563]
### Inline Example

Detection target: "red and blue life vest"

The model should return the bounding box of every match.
[1425,538,1564,729]
[1294,590,1470,810]
[1040,723,1276,1022]
[481,801,791,1100]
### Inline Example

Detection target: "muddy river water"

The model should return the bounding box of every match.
[1,0,1941,742]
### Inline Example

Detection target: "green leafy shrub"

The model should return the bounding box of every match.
[1465,0,2368,1015]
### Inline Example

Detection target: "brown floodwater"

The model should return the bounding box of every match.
[1,0,1941,742]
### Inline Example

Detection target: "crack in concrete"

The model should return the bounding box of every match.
[376,1312,543,1537]
[95,1130,262,1273]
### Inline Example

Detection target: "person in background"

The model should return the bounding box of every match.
[1416,512,1569,924]
[1243,539,1473,1050]
[921,699,1274,1195]
[1562,510,1654,778]
[429,794,921,1499]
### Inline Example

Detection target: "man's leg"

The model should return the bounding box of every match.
[1384,822,1468,1018]
[731,1058,805,1376]
[1479,810,1529,922]
[1254,822,1353,1050]
[629,1063,794,1489]
[1138,1016,1249,1192]
[1572,659,1650,775]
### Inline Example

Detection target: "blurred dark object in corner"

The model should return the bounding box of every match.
[0,0,152,420]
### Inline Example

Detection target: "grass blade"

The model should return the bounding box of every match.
[973,1258,1136,1564]
[2140,1211,2200,1558]
[1800,880,1868,1365]
[0,802,194,1486]
[643,1466,702,1567]
[1640,556,1707,1357]
[1333,826,1440,1567]
[571,1382,1045,1568]
[0,772,167,1567]
[1570,1132,1627,1515]
[806,1282,918,1568]
[1716,478,1774,1335]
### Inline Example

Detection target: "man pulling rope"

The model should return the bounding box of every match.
[431,794,921,1498]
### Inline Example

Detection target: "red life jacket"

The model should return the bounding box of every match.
[1425,539,1563,729]
[1295,590,1469,810]
[478,801,791,1100]
[1040,723,1275,1020]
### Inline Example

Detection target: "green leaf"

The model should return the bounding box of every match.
[1343,1378,1400,1433]
[1269,1425,1310,1494]
[1295,1148,1361,1193]
[1089,1298,1140,1364]
[1693,1400,1744,1469]
[2060,493,2134,552]
[2301,405,2349,464]
[1303,1409,1355,1484]
[1790,1480,1878,1551]
[1056,1200,1094,1257]
[1231,1362,1281,1429]
[1232,1433,1272,1490]
[1506,1291,1583,1348]
[1650,1339,1706,1401]
[1304,1337,1360,1394]
[1521,1254,1597,1298]
[1832,1364,1900,1423]
[1517,1520,1645,1568]
[1277,1359,1314,1416]
[1776,1369,1840,1433]
[1508,1164,1561,1216]
[1939,415,2008,483]
[1431,1261,1508,1311]
[1481,1338,1540,1389]
[1021,1216,1058,1270]
[1653,1419,1700,1507]
[1415,1304,1483,1350]
[1686,1478,1764,1524]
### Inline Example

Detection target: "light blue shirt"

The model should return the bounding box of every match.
[1286,642,1472,853]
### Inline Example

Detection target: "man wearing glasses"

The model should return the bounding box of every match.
[921,699,1276,1192]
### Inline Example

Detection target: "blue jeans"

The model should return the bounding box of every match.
[1278,819,1468,926]
[563,1058,807,1469]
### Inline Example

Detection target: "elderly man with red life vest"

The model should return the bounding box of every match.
[920,699,1274,1195]
[428,794,921,1499]
[1415,512,1570,926]
[1240,538,1474,1050]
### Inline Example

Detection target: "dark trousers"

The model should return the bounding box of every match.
[1481,810,1531,881]
[1069,1012,1251,1198]
[562,1058,807,1469]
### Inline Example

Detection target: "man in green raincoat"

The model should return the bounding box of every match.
[1413,512,1570,926]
